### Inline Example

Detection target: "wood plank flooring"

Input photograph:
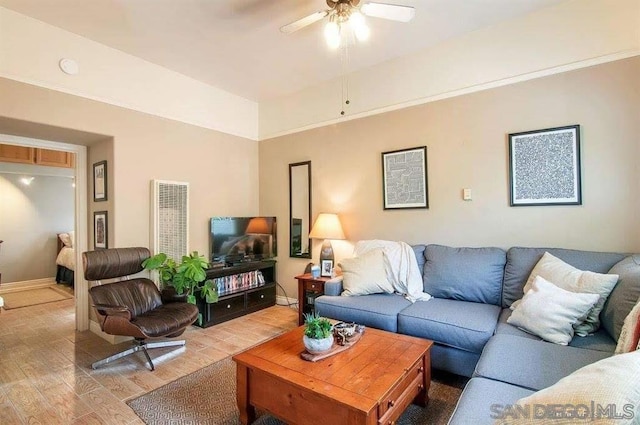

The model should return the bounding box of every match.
[0,296,297,424]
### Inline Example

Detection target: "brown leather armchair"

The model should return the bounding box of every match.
[83,247,199,370]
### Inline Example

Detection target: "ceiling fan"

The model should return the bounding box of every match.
[280,0,415,48]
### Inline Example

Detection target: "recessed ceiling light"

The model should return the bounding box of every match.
[59,58,79,75]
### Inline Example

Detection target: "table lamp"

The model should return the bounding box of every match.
[309,213,345,264]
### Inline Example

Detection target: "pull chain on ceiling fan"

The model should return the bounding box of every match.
[281,0,415,49]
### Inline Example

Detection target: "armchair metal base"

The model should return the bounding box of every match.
[91,339,186,371]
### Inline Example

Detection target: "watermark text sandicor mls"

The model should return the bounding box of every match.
[490,402,635,421]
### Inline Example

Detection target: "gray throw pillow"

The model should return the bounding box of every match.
[601,255,640,341]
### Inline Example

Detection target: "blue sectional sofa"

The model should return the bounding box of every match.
[314,244,640,424]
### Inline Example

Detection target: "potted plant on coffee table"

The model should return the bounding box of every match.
[302,311,334,354]
[142,251,218,305]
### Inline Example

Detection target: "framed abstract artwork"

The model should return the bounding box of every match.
[381,146,428,210]
[94,211,108,249]
[93,160,107,202]
[509,125,581,206]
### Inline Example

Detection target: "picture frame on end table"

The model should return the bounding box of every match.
[93,160,107,202]
[94,211,108,249]
[321,259,333,277]
[382,146,428,210]
[509,125,581,206]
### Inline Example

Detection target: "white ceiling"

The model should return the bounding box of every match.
[0,0,567,102]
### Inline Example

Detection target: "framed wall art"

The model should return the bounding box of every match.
[382,146,428,210]
[509,125,581,206]
[94,211,108,249]
[93,160,107,202]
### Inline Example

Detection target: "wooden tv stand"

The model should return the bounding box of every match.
[194,260,277,328]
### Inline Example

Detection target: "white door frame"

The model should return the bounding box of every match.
[0,133,89,331]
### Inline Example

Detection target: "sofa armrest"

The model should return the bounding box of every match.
[324,276,344,296]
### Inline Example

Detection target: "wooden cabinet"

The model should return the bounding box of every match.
[0,144,74,168]
[0,144,35,164]
[295,273,332,325]
[195,261,277,328]
[35,148,74,168]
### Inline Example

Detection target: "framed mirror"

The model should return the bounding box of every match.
[289,161,311,258]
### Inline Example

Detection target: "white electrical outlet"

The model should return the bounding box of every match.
[463,188,472,201]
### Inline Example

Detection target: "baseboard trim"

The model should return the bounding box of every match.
[0,277,56,294]
[276,295,298,309]
[89,320,133,345]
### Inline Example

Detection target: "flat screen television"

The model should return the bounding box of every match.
[210,216,277,264]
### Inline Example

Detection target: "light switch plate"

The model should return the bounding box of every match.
[463,188,472,200]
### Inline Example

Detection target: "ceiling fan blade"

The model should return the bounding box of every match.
[280,10,329,33]
[361,2,415,22]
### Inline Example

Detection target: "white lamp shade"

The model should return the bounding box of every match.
[309,213,345,240]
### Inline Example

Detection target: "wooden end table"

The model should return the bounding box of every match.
[295,273,339,325]
[233,326,433,425]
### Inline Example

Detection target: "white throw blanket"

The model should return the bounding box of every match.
[354,240,431,302]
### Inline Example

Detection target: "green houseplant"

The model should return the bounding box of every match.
[302,311,334,354]
[142,251,218,305]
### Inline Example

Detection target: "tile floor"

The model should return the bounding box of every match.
[0,295,298,424]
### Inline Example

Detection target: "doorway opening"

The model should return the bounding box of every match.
[0,132,89,330]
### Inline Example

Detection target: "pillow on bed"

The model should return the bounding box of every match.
[59,232,74,248]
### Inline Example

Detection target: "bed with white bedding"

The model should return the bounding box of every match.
[56,231,75,285]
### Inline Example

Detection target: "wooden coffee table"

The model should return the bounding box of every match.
[233,326,433,425]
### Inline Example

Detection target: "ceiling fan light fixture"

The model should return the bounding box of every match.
[361,2,415,22]
[349,11,370,41]
[324,20,341,49]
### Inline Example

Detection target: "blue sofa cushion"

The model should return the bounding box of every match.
[430,344,481,378]
[314,293,411,332]
[601,255,640,341]
[422,244,506,305]
[412,244,426,271]
[502,247,626,308]
[474,334,611,391]
[397,298,500,353]
[567,329,616,353]
[448,377,534,425]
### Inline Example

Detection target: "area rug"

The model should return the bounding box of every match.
[127,357,467,425]
[1,286,73,309]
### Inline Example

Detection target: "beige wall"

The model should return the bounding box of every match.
[260,57,640,299]
[0,77,259,258]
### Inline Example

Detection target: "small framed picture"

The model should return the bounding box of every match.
[94,211,108,249]
[382,146,428,210]
[321,259,333,277]
[509,125,581,206]
[93,160,107,202]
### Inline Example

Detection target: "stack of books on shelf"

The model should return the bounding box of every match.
[214,270,265,297]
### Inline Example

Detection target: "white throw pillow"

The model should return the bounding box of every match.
[615,297,640,354]
[339,248,395,296]
[508,275,599,345]
[495,351,640,425]
[521,252,619,336]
